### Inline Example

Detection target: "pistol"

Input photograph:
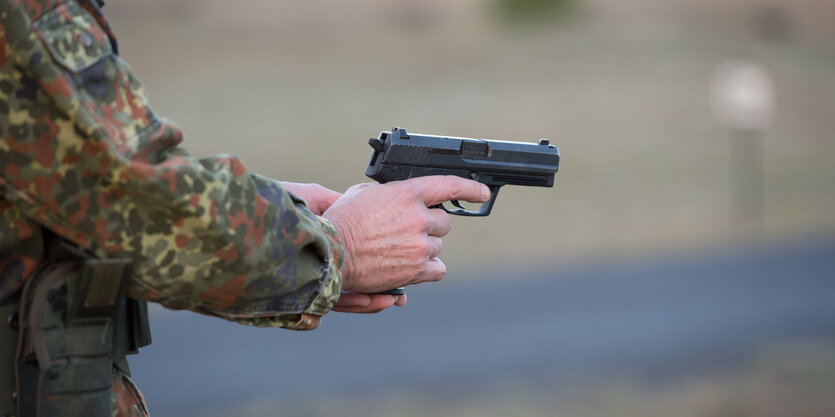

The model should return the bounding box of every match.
[365,127,560,216]
[364,127,560,296]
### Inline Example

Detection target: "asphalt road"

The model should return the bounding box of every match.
[130,235,835,415]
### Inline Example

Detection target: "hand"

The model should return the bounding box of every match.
[323,176,490,293]
[280,182,341,215]
[332,292,407,314]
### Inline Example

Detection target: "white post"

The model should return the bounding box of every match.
[711,61,776,240]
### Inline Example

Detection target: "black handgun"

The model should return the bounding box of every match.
[364,127,560,296]
[365,127,560,216]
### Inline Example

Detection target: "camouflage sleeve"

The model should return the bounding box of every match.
[0,0,342,329]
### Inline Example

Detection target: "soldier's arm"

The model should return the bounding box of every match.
[0,1,342,329]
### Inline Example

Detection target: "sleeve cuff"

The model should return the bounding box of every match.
[302,216,344,317]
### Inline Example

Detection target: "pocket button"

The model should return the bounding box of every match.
[79,31,93,47]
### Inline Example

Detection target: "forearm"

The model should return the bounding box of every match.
[1,124,343,328]
[0,1,342,329]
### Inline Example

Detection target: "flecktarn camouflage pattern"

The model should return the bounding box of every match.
[1,0,344,415]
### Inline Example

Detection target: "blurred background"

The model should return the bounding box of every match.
[105,0,835,416]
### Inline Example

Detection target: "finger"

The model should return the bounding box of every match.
[394,293,407,307]
[425,208,452,237]
[367,294,397,310]
[426,236,442,260]
[334,292,372,308]
[412,176,491,207]
[311,188,343,216]
[414,257,446,284]
[332,305,385,314]
[321,188,342,208]
[333,294,397,314]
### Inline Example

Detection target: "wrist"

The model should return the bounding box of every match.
[325,214,358,291]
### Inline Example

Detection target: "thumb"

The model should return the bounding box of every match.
[321,188,342,208]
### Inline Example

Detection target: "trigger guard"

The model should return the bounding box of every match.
[432,186,500,217]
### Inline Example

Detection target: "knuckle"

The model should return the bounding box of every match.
[419,265,434,281]
[440,213,452,232]
[403,239,427,260]
[403,180,421,197]
[423,211,438,230]
[418,240,433,257]
[408,214,429,232]
[446,178,462,198]
[427,237,442,256]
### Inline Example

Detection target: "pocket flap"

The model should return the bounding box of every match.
[34,1,112,72]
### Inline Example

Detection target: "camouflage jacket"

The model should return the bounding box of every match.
[0,0,344,330]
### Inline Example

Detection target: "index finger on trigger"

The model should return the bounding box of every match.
[415,176,491,207]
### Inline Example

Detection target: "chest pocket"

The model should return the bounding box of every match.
[33,1,113,72]
[32,1,159,156]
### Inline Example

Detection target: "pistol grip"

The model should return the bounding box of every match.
[374,287,406,296]
[433,185,501,217]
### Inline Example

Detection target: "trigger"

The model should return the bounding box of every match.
[451,200,466,209]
